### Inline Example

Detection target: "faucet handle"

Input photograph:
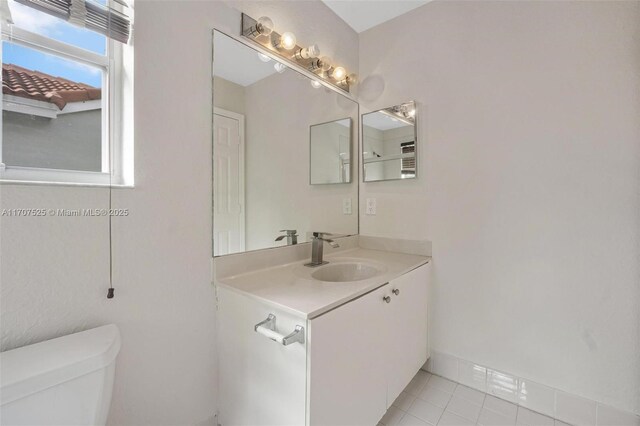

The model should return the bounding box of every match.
[280,229,298,235]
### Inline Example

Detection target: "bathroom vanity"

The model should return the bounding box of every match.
[211,22,430,426]
[215,239,430,425]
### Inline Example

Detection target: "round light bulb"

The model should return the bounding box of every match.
[258,53,271,62]
[279,32,297,50]
[304,44,320,58]
[331,66,346,81]
[318,56,332,72]
[346,73,358,85]
[256,16,274,36]
[274,62,287,74]
[408,108,416,117]
[310,80,322,89]
[296,44,320,60]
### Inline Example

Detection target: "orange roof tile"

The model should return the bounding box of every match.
[2,63,101,110]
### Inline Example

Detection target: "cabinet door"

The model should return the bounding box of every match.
[386,263,430,406]
[308,285,389,426]
[218,287,307,426]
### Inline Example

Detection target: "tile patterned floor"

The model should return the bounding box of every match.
[378,371,568,426]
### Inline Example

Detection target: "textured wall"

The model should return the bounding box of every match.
[0,1,358,425]
[358,0,640,414]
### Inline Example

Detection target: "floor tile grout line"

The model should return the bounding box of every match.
[387,371,584,426]
[431,372,539,422]
[436,384,455,424]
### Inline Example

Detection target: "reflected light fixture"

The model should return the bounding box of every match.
[381,101,416,125]
[310,80,322,89]
[274,62,287,73]
[258,53,271,62]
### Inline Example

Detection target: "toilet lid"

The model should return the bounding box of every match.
[0,324,121,406]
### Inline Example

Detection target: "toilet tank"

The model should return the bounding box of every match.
[0,324,121,426]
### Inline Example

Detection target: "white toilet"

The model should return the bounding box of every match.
[0,324,121,426]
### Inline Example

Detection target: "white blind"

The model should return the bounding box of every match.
[15,0,132,44]
[401,141,416,170]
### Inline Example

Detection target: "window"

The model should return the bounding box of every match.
[0,0,133,186]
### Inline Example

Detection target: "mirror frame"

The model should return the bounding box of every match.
[361,101,417,183]
[309,117,353,185]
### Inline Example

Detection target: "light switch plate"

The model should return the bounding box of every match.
[366,198,376,215]
[343,198,352,215]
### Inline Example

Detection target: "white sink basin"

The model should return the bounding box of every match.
[311,262,383,282]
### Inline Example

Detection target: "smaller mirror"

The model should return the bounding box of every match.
[362,101,416,182]
[310,118,352,184]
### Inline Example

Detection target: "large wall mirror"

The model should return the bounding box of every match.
[212,31,358,256]
[362,101,417,182]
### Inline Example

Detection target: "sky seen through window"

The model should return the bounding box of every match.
[3,0,107,88]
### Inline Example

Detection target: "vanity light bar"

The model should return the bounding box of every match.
[241,13,356,93]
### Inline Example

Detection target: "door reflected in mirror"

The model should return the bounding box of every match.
[310,118,352,185]
[212,31,359,256]
[362,101,416,182]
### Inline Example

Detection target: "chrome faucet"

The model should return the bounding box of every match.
[275,229,298,246]
[304,232,340,267]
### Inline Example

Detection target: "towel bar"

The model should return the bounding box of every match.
[254,314,305,346]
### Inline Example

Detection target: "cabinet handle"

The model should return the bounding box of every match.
[392,289,400,296]
[254,314,306,346]
[383,296,391,303]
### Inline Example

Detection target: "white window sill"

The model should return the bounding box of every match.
[0,179,134,189]
[0,166,134,188]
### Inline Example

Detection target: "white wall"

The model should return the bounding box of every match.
[358,0,640,414]
[310,120,351,185]
[243,71,358,251]
[213,71,358,253]
[214,77,246,115]
[0,1,358,425]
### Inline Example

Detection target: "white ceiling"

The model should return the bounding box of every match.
[322,0,431,33]
[213,32,278,87]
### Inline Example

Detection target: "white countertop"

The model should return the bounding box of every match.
[215,247,430,319]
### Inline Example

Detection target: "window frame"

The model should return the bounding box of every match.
[0,19,131,187]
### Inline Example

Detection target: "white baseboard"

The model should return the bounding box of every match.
[424,351,639,425]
